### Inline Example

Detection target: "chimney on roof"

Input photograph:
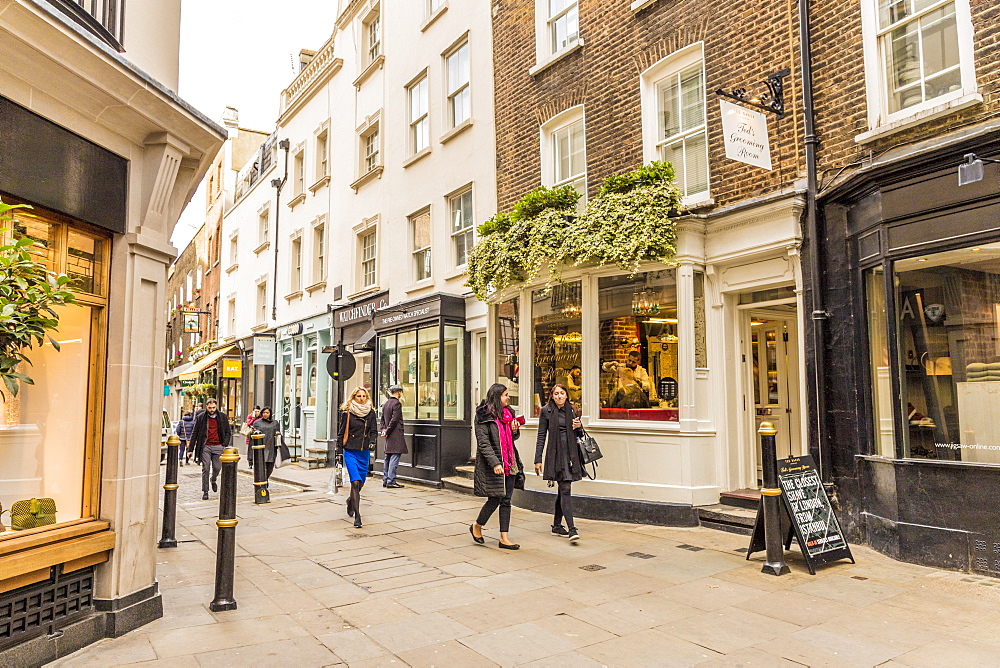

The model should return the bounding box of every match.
[221,107,239,129]
[299,49,317,71]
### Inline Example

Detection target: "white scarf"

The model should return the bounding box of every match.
[349,401,372,417]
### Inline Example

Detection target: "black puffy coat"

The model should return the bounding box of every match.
[473,403,524,498]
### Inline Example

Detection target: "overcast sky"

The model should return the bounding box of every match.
[171,0,340,250]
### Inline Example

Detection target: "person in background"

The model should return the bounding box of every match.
[245,405,261,468]
[566,365,583,404]
[191,398,232,501]
[250,407,283,480]
[625,351,652,397]
[174,411,195,466]
[535,384,585,542]
[471,383,525,550]
[337,387,378,528]
[380,385,406,488]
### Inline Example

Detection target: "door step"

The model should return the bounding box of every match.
[720,488,761,510]
[697,504,757,536]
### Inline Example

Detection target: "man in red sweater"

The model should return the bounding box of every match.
[191,398,233,500]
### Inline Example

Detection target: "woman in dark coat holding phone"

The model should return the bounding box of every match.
[337,386,378,527]
[471,383,525,550]
[535,384,585,542]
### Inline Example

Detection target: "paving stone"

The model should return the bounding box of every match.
[395,639,498,667]
[191,636,340,667]
[578,627,723,667]
[336,599,418,628]
[458,620,582,666]
[664,606,803,654]
[315,629,389,663]
[361,612,475,654]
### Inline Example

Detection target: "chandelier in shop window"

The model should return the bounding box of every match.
[632,288,661,315]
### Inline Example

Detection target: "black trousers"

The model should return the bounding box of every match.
[554,481,575,528]
[476,474,516,532]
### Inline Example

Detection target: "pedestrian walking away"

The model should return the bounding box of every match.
[380,385,406,488]
[471,383,525,550]
[337,387,378,528]
[250,407,286,480]
[174,411,195,466]
[190,398,232,500]
[244,405,261,469]
[535,384,585,543]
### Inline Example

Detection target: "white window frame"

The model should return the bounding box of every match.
[860,0,977,135]
[449,187,474,268]
[293,148,305,196]
[360,228,377,290]
[312,218,326,285]
[362,123,380,174]
[315,126,329,181]
[533,0,582,68]
[540,105,587,206]
[410,208,433,282]
[228,297,237,337]
[228,233,239,268]
[445,41,471,128]
[258,204,270,245]
[290,233,303,293]
[640,43,710,206]
[255,278,268,326]
[364,10,381,65]
[407,73,430,154]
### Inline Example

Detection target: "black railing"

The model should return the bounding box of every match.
[52,0,126,52]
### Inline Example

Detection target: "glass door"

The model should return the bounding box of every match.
[749,312,799,483]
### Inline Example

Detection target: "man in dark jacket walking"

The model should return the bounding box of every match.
[174,411,196,465]
[380,385,406,488]
[191,398,232,500]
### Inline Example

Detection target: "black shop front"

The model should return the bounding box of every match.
[372,294,470,486]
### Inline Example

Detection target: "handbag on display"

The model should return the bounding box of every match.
[10,498,57,530]
[577,429,603,479]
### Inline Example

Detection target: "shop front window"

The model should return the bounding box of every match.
[532,282,582,416]
[417,326,438,419]
[1,213,108,535]
[396,331,417,420]
[867,267,895,456]
[443,325,465,420]
[597,271,678,421]
[888,243,1000,461]
[496,297,520,412]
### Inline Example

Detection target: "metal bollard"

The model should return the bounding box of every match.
[209,446,240,612]
[158,434,180,549]
[758,422,790,576]
[251,432,269,504]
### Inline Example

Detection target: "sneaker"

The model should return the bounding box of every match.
[567,527,580,543]
[551,524,569,536]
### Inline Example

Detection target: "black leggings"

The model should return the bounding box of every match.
[476,474,516,532]
[554,481,575,528]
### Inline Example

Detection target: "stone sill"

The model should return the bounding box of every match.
[404,278,435,294]
[442,265,468,281]
[225,263,238,274]
[855,92,983,144]
[420,2,447,31]
[440,118,473,145]
[350,165,384,192]
[308,175,331,193]
[353,54,385,89]
[251,323,271,333]
[529,40,584,77]
[305,280,327,294]
[403,147,432,168]
[253,240,271,255]
[287,192,306,209]
[346,285,381,302]
[630,0,659,10]
[284,290,304,302]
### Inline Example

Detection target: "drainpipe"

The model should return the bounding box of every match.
[271,139,290,322]
[798,0,830,483]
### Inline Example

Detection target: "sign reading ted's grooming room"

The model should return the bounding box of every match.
[720,99,772,171]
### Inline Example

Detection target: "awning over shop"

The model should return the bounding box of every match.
[353,326,377,351]
[178,372,198,381]
[186,345,238,374]
[165,361,193,381]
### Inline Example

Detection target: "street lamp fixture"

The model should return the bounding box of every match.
[716,68,791,119]
[958,153,999,187]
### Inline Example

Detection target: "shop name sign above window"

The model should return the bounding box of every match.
[334,291,389,328]
[719,100,772,171]
[373,301,442,330]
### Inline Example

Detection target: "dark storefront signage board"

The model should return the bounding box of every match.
[333,292,390,328]
[373,300,443,331]
[747,454,854,574]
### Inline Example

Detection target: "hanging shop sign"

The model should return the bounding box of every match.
[253,334,276,366]
[182,312,200,333]
[746,454,854,574]
[719,100,772,171]
[179,377,196,387]
[163,384,170,397]
[222,359,243,378]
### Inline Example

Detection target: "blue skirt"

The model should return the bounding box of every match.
[343,448,370,482]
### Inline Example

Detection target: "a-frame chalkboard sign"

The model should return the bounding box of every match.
[747,454,854,574]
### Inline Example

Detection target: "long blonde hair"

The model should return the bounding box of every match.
[340,386,372,411]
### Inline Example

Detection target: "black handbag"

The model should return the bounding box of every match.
[577,429,602,479]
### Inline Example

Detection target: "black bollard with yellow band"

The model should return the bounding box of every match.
[210,446,240,611]
[758,421,790,576]
[158,434,180,549]
[251,431,269,504]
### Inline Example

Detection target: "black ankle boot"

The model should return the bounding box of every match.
[551,524,569,536]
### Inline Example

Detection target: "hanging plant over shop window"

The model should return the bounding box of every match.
[0,200,77,398]
[466,163,682,301]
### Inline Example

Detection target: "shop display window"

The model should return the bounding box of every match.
[867,267,895,456]
[443,326,465,420]
[1,213,108,536]
[417,326,438,419]
[496,298,520,412]
[875,243,1000,461]
[597,271,679,421]
[378,324,465,421]
[532,282,583,416]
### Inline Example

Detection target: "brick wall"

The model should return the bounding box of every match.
[492,0,807,214]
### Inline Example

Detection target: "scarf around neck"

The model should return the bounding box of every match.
[495,407,516,474]
[349,401,372,417]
